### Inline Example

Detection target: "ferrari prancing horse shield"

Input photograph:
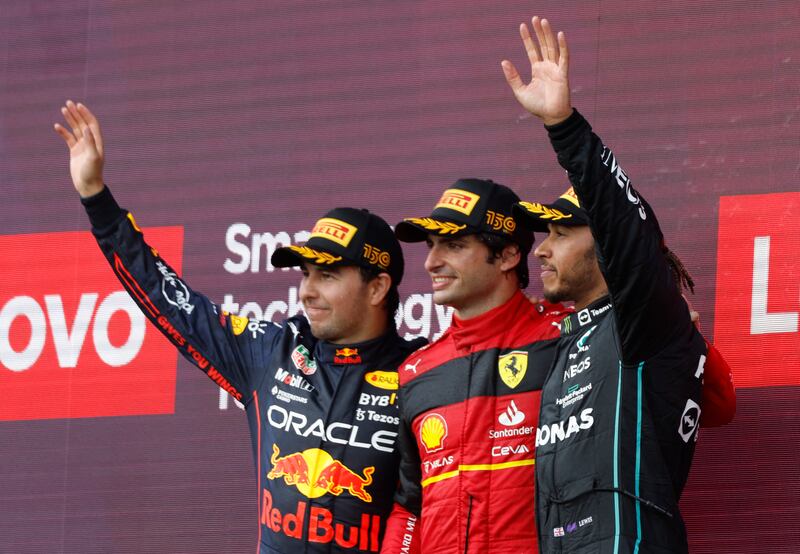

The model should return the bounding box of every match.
[498,351,528,389]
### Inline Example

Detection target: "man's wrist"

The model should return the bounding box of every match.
[77,181,105,199]
[81,184,125,230]
[545,108,587,146]
[542,109,574,127]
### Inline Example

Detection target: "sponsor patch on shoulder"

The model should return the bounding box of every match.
[229,314,249,335]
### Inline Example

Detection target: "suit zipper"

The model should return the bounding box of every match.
[463,494,473,554]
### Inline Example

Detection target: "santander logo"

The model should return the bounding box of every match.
[498,400,525,427]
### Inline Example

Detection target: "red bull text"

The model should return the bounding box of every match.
[261,490,381,551]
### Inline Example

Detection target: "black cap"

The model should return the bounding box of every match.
[395,178,533,253]
[272,207,404,285]
[513,186,590,232]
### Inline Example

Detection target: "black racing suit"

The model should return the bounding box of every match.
[82,187,425,554]
[534,111,706,553]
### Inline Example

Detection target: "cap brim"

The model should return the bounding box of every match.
[271,245,345,268]
[513,202,588,232]
[395,217,471,242]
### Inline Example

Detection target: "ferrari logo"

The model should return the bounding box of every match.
[498,351,528,389]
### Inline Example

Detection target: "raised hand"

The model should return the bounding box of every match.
[53,101,105,198]
[501,16,572,126]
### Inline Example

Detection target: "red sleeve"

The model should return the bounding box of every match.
[380,502,420,554]
[700,342,736,427]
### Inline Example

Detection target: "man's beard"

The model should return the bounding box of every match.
[542,247,598,305]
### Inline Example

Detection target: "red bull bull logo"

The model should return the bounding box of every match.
[334,347,362,364]
[261,489,381,551]
[268,445,374,502]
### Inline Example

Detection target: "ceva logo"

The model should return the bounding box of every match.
[0,227,183,421]
[714,192,800,388]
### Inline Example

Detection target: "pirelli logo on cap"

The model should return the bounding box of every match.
[559,187,581,208]
[435,188,480,216]
[310,218,358,248]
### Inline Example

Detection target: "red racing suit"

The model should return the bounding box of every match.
[381,290,565,553]
[381,293,736,554]
[380,296,734,554]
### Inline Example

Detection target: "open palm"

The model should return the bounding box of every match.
[502,17,572,126]
[54,101,105,198]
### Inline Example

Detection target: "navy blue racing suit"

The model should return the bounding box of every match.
[82,186,425,553]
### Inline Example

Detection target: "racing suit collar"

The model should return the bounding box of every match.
[315,327,402,366]
[559,295,612,336]
[448,290,532,351]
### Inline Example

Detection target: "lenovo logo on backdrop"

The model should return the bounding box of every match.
[0,227,183,421]
[714,192,800,388]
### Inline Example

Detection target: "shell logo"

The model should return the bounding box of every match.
[419,413,448,453]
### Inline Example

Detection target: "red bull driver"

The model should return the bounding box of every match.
[55,102,425,553]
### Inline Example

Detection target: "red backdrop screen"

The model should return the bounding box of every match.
[1,1,798,552]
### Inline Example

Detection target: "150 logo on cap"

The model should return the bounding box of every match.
[485,210,516,234]
[310,218,357,248]
[0,227,182,421]
[363,243,390,270]
[435,189,480,216]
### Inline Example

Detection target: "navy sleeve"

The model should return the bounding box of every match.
[546,110,691,363]
[393,385,423,516]
[82,186,281,404]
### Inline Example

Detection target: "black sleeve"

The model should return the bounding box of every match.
[546,110,690,363]
[82,186,280,403]
[393,385,423,516]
